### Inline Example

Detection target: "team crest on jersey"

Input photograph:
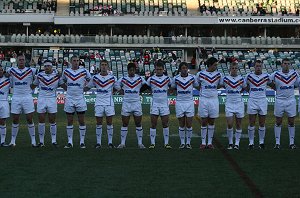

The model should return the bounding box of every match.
[122,77,142,89]
[247,74,269,87]
[199,72,221,83]
[10,68,33,80]
[0,78,10,89]
[93,76,115,88]
[175,78,194,90]
[275,72,297,84]
[38,74,60,86]
[64,69,87,81]
[150,77,170,88]
[224,77,244,89]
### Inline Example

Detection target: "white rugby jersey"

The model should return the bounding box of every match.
[221,75,244,102]
[270,70,299,99]
[117,74,146,103]
[0,76,10,100]
[171,74,198,102]
[33,71,63,98]
[87,73,117,106]
[62,68,91,98]
[146,74,171,107]
[196,70,222,98]
[9,67,36,97]
[245,72,270,99]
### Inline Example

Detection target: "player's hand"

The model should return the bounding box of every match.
[4,72,10,78]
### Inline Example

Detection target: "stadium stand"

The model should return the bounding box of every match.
[198,0,300,16]
[69,0,187,16]
[0,0,57,13]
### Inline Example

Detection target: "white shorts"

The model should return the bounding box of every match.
[225,100,245,118]
[247,98,268,115]
[64,97,87,113]
[198,97,219,118]
[150,105,170,116]
[121,101,142,116]
[95,105,115,117]
[175,101,194,118]
[0,100,9,119]
[37,97,57,114]
[275,98,296,117]
[11,96,35,114]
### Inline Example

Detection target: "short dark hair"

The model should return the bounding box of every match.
[254,59,262,64]
[127,62,136,71]
[155,61,165,69]
[206,57,218,67]
[71,55,79,61]
[44,60,52,64]
[282,58,290,63]
[101,59,109,65]
[178,62,189,71]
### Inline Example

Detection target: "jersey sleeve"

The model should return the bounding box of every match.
[87,77,95,88]
[33,74,40,86]
[114,77,122,91]
[193,75,199,87]
[146,76,151,87]
[196,71,202,84]
[219,75,225,86]
[269,72,275,82]
[141,76,146,85]
[243,73,250,87]
[171,77,176,88]
[62,70,67,82]
[85,69,91,81]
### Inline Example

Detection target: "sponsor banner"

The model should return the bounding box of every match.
[7,94,299,105]
[218,17,300,24]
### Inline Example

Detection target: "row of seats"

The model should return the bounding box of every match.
[69,0,187,15]
[0,0,56,13]
[198,0,300,15]
[211,36,282,45]
[5,34,299,46]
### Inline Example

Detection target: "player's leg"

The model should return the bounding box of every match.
[65,112,74,148]
[225,102,234,149]
[258,114,266,149]
[178,116,186,148]
[288,116,296,149]
[185,116,193,149]
[0,118,7,146]
[248,114,256,148]
[149,114,159,148]
[207,117,216,149]
[274,116,283,149]
[0,102,9,146]
[234,117,243,149]
[118,115,130,148]
[95,116,103,148]
[161,114,171,148]
[10,98,21,146]
[134,115,144,148]
[10,113,20,146]
[199,97,208,148]
[25,112,37,146]
[77,111,86,148]
[226,116,234,149]
[48,113,57,146]
[287,99,297,149]
[23,97,37,147]
[106,115,114,148]
[38,113,46,146]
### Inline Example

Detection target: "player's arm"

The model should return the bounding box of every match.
[84,78,94,92]
[268,73,276,90]
[114,77,124,95]
[139,76,150,93]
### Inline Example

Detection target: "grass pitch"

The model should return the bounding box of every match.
[0,104,300,197]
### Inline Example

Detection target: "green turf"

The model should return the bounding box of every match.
[0,104,299,197]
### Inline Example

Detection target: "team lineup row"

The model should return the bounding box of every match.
[0,54,298,150]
